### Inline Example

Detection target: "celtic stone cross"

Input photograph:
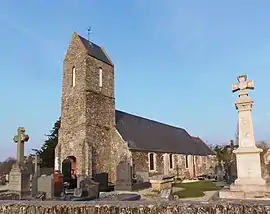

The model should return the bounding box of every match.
[13,127,29,163]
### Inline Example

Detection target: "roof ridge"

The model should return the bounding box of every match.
[78,35,97,47]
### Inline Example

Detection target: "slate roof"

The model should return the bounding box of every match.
[115,110,214,156]
[78,35,113,66]
[192,137,215,155]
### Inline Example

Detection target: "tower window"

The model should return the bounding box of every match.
[72,66,76,87]
[99,67,103,88]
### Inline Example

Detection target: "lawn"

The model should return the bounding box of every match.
[173,180,221,198]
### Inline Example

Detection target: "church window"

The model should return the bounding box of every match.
[149,153,155,171]
[169,154,173,169]
[185,155,189,168]
[99,67,103,88]
[72,66,76,87]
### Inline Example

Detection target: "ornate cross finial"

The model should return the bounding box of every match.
[232,74,254,97]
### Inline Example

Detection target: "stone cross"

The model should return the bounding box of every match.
[34,154,41,176]
[13,127,29,164]
[32,154,41,196]
[232,74,254,97]
[230,74,266,187]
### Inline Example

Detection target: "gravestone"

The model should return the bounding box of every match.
[216,165,224,182]
[228,161,237,184]
[73,187,84,198]
[93,172,108,191]
[8,127,31,199]
[77,175,85,189]
[115,161,133,191]
[160,188,172,200]
[38,174,54,200]
[73,176,99,200]
[31,154,41,196]
[135,171,149,183]
[163,154,170,176]
[8,164,31,199]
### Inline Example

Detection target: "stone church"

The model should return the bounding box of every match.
[54,32,216,183]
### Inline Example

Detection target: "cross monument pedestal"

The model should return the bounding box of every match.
[8,127,32,199]
[219,75,270,200]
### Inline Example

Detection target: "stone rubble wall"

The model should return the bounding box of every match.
[132,151,217,180]
[1,200,270,213]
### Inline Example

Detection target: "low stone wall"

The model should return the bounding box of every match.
[1,200,270,213]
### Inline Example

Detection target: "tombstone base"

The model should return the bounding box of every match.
[9,190,31,200]
[219,183,270,200]
[114,183,133,191]
[150,178,173,192]
[234,177,266,186]
[8,163,31,199]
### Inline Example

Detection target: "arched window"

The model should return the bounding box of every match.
[99,67,103,88]
[72,66,76,87]
[149,153,155,171]
[169,154,173,169]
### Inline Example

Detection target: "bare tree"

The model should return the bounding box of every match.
[0,157,16,175]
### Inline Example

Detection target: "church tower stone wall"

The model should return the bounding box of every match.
[55,32,116,178]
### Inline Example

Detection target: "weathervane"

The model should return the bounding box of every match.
[87,27,92,45]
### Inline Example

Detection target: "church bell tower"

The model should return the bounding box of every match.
[55,32,115,177]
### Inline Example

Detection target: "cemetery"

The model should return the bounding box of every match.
[2,74,270,213]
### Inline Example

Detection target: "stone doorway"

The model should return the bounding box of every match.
[67,156,77,175]
[62,158,72,183]
[62,156,77,189]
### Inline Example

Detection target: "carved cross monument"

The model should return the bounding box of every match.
[231,74,265,188]
[13,127,29,163]
[9,127,31,199]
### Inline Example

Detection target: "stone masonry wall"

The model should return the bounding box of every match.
[195,155,216,176]
[56,32,117,179]
[1,201,270,213]
[109,129,132,183]
[56,33,89,175]
[132,150,165,177]
[132,151,216,179]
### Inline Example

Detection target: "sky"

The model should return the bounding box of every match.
[1,1,270,161]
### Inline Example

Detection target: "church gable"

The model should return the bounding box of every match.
[115,110,214,156]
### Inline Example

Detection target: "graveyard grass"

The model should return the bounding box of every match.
[173,181,221,198]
